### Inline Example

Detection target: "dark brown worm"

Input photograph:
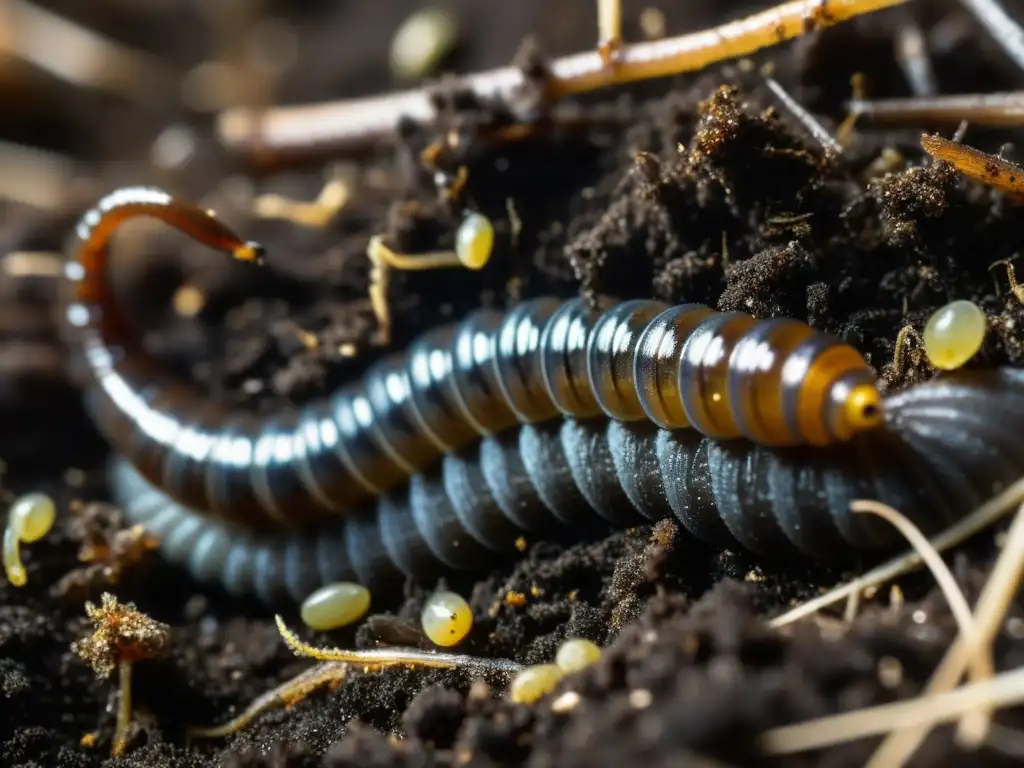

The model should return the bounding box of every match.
[111,368,1024,605]
[64,188,885,534]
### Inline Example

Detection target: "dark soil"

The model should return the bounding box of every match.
[2,1,1024,766]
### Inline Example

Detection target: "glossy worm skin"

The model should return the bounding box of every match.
[65,188,884,532]
[112,368,1024,606]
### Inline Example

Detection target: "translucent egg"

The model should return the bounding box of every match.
[509,664,564,704]
[455,213,493,270]
[421,590,473,646]
[300,582,371,630]
[555,638,602,674]
[923,300,986,370]
[390,7,459,80]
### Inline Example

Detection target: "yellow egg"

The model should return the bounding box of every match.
[421,590,473,647]
[300,582,371,631]
[11,493,56,542]
[555,638,602,674]
[923,300,986,370]
[4,492,57,587]
[389,7,459,80]
[455,213,493,270]
[509,664,565,704]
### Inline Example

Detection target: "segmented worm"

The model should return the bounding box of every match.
[64,188,884,533]
[112,368,1024,605]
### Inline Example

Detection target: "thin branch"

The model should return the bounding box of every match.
[597,0,623,62]
[769,475,1024,627]
[864,500,1024,765]
[759,664,1024,755]
[851,500,978,641]
[895,20,937,96]
[275,615,523,675]
[217,0,909,161]
[763,74,840,155]
[0,0,176,106]
[187,662,348,740]
[0,140,93,210]
[957,0,1024,76]
[848,92,1024,127]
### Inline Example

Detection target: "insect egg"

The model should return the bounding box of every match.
[299,582,371,631]
[389,7,459,80]
[454,213,493,270]
[555,638,602,673]
[421,590,473,646]
[923,299,986,370]
[508,663,565,704]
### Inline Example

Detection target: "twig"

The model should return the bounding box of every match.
[769,474,1024,627]
[0,251,65,279]
[990,259,1024,304]
[957,0,1024,76]
[188,662,348,740]
[216,0,909,162]
[864,500,1024,765]
[763,74,840,155]
[851,501,977,642]
[850,501,990,768]
[0,0,175,106]
[895,20,937,96]
[252,169,351,228]
[922,133,1024,202]
[848,92,1024,127]
[758,663,1024,755]
[191,607,522,740]
[275,615,523,674]
[597,0,623,64]
[0,140,92,210]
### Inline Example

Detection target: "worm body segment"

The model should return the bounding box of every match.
[113,369,1024,606]
[66,188,883,535]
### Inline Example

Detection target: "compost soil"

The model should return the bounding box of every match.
[2,1,1024,766]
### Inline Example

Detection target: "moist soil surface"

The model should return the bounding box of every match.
[3,1,1024,766]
